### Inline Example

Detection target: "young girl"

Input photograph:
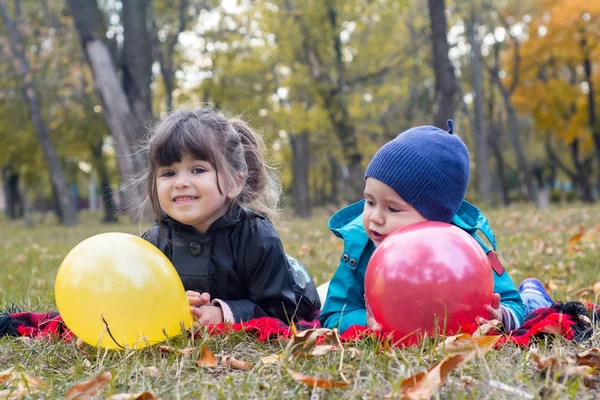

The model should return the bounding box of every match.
[140,107,320,326]
[319,122,552,333]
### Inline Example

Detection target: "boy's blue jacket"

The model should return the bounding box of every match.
[319,200,525,333]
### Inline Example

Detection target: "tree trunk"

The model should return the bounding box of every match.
[489,122,509,206]
[91,141,117,223]
[290,131,311,218]
[68,0,144,211]
[569,139,594,203]
[491,74,535,203]
[582,44,600,195]
[329,155,339,206]
[322,93,364,201]
[122,0,153,126]
[466,12,491,204]
[545,135,593,203]
[428,0,458,128]
[0,1,76,225]
[2,164,23,219]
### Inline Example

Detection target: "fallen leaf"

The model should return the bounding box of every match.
[140,367,160,378]
[566,365,594,377]
[576,348,600,370]
[0,366,46,390]
[530,348,560,371]
[284,328,333,356]
[567,231,584,255]
[108,392,158,400]
[176,348,195,357]
[437,334,500,356]
[196,346,217,368]
[473,320,502,337]
[286,368,349,389]
[346,347,361,359]
[0,387,32,399]
[593,282,600,295]
[157,346,174,354]
[260,354,283,364]
[399,353,474,399]
[224,356,251,371]
[65,371,111,400]
[76,339,89,355]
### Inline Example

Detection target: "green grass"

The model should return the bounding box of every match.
[1,203,600,399]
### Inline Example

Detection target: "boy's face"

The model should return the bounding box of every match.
[362,178,427,246]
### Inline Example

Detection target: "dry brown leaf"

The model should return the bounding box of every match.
[576,348,600,370]
[196,346,217,368]
[399,353,474,400]
[473,320,502,337]
[75,339,89,355]
[286,368,349,389]
[0,367,46,390]
[438,334,501,356]
[567,231,584,255]
[260,354,283,364]
[346,347,361,359]
[0,387,32,399]
[530,348,560,371]
[284,328,333,356]
[108,392,158,400]
[176,348,195,357]
[566,366,594,377]
[224,356,251,371]
[157,346,174,354]
[65,371,111,400]
[593,282,600,295]
[140,367,160,378]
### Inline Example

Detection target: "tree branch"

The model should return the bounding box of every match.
[501,16,520,95]
[545,134,576,179]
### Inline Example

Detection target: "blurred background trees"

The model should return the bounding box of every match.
[0,0,598,224]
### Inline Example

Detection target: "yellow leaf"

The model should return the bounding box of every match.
[567,231,584,255]
[437,334,501,356]
[196,346,217,368]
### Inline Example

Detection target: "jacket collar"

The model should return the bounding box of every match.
[162,205,254,235]
[328,200,370,260]
[451,200,497,252]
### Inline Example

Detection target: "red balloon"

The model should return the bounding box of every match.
[364,221,494,345]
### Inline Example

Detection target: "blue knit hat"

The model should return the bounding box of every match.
[365,121,470,223]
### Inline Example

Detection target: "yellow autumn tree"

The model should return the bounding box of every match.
[511,0,600,201]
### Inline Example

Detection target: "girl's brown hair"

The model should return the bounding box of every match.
[139,107,280,224]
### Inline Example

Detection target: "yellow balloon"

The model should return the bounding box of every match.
[55,232,193,349]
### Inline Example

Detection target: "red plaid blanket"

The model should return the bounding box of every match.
[1,302,597,346]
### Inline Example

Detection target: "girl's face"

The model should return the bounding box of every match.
[362,178,427,246]
[156,154,237,233]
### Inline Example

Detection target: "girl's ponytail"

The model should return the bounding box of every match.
[230,119,281,221]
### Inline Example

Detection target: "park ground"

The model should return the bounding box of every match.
[1,203,600,399]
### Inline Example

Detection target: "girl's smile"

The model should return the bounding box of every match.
[157,156,235,233]
[173,195,199,204]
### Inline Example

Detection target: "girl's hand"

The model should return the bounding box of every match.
[187,291,211,308]
[191,305,224,326]
[365,297,382,332]
[477,293,503,325]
